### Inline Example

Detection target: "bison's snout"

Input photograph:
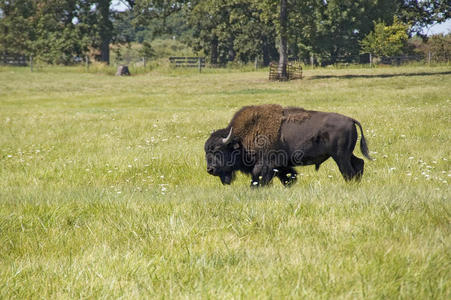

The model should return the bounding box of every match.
[207,166,216,175]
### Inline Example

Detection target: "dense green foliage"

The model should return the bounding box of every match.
[0,0,450,65]
[186,0,450,65]
[428,34,451,62]
[0,65,450,298]
[361,17,410,57]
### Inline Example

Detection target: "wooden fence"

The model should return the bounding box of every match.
[269,62,303,81]
[169,57,206,68]
[1,55,28,66]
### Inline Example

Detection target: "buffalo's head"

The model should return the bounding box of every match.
[204,127,241,185]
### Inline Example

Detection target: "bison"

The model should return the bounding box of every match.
[204,104,372,187]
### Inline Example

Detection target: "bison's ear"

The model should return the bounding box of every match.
[233,143,240,150]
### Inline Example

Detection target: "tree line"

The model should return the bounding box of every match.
[0,0,449,66]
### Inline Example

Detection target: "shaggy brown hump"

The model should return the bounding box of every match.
[229,104,284,151]
[282,107,311,123]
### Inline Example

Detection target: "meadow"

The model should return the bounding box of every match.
[0,65,450,299]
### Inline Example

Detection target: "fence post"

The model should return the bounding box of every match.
[143,57,146,68]
[428,51,431,65]
[369,53,372,67]
[255,57,258,70]
[30,55,33,72]
[198,57,202,73]
[310,55,314,68]
[85,56,89,71]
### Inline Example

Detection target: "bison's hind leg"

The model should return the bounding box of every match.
[333,153,365,182]
[351,155,364,181]
[332,155,355,181]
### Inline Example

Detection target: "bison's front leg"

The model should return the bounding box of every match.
[250,161,276,187]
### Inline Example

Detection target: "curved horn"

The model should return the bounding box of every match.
[222,127,233,144]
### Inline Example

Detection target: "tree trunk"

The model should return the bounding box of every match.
[228,37,235,62]
[98,0,112,65]
[210,35,218,66]
[262,35,270,67]
[100,38,110,64]
[278,0,288,79]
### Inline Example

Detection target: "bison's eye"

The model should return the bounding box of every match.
[206,153,214,162]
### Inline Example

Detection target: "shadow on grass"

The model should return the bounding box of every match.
[307,70,451,80]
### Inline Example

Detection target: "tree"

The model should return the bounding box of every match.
[0,0,35,56]
[296,0,400,65]
[96,0,113,64]
[278,0,287,78]
[138,40,155,59]
[397,0,451,37]
[188,0,233,65]
[0,0,91,64]
[428,33,451,62]
[188,0,278,66]
[360,17,409,57]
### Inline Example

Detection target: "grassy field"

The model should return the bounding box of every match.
[0,65,450,298]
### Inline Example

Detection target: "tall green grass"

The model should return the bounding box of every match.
[0,65,450,298]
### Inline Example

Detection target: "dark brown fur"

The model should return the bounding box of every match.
[229,104,283,151]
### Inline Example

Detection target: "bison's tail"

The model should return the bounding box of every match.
[353,119,372,160]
